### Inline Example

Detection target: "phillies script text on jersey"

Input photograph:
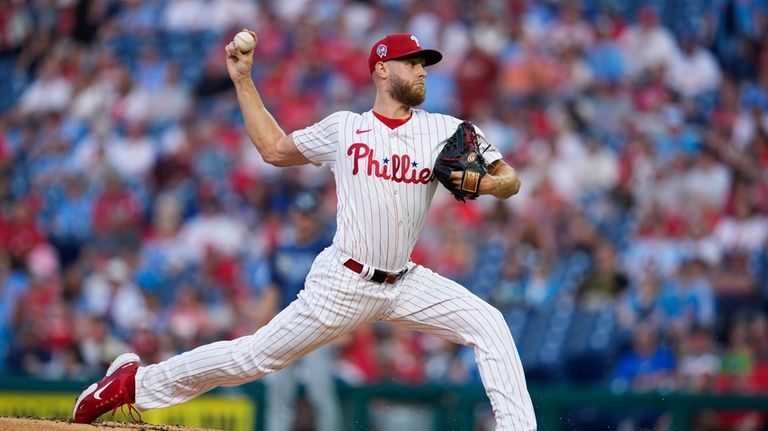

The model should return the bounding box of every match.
[291,109,504,271]
[347,143,432,184]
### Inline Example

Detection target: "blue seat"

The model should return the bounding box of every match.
[520,302,574,382]
[564,306,618,383]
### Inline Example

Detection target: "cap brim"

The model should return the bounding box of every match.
[391,49,443,67]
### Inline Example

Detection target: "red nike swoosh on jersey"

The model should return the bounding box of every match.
[355,129,372,134]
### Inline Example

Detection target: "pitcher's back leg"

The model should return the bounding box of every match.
[383,265,536,431]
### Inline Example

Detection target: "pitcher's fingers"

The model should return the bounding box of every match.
[450,171,463,186]
[235,48,250,60]
[225,42,235,57]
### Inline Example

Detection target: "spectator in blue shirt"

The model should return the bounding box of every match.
[587,16,626,84]
[612,323,676,392]
[49,174,94,267]
[611,323,677,431]
[659,258,716,333]
[256,191,341,431]
[0,254,29,373]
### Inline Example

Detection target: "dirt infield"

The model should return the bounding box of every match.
[0,418,220,431]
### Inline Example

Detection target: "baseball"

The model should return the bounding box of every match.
[234,31,255,53]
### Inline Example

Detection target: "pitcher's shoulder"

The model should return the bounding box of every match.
[412,109,462,128]
[329,110,365,121]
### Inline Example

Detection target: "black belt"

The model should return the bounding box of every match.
[343,259,407,284]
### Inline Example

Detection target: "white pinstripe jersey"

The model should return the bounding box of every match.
[292,109,502,272]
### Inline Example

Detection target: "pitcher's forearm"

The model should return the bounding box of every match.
[233,78,286,161]
[484,161,521,199]
[490,171,521,199]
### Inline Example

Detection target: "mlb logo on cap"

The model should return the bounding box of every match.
[368,33,443,73]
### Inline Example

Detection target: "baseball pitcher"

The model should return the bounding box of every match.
[73,31,537,430]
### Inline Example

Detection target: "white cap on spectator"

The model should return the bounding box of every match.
[105,258,130,283]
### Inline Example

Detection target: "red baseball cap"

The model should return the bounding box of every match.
[368,33,443,73]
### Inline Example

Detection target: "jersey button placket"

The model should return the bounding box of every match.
[390,132,400,198]
[391,134,406,267]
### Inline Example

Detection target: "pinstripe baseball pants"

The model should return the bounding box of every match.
[134,245,536,430]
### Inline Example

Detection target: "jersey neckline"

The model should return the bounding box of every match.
[372,110,412,129]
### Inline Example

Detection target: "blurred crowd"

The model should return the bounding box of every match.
[1,0,768,426]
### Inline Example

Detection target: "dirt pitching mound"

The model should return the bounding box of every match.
[0,417,220,431]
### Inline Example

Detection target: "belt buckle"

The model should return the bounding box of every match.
[385,268,406,284]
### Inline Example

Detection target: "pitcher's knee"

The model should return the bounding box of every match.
[489,305,505,323]
[466,305,509,339]
[483,305,507,331]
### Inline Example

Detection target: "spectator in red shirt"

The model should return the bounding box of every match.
[91,171,142,251]
[454,41,499,119]
[0,199,45,266]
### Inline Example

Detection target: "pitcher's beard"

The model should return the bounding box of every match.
[388,75,426,107]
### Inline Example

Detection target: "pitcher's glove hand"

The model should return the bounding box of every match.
[433,121,489,202]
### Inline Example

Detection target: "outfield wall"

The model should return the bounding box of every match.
[2,375,767,430]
